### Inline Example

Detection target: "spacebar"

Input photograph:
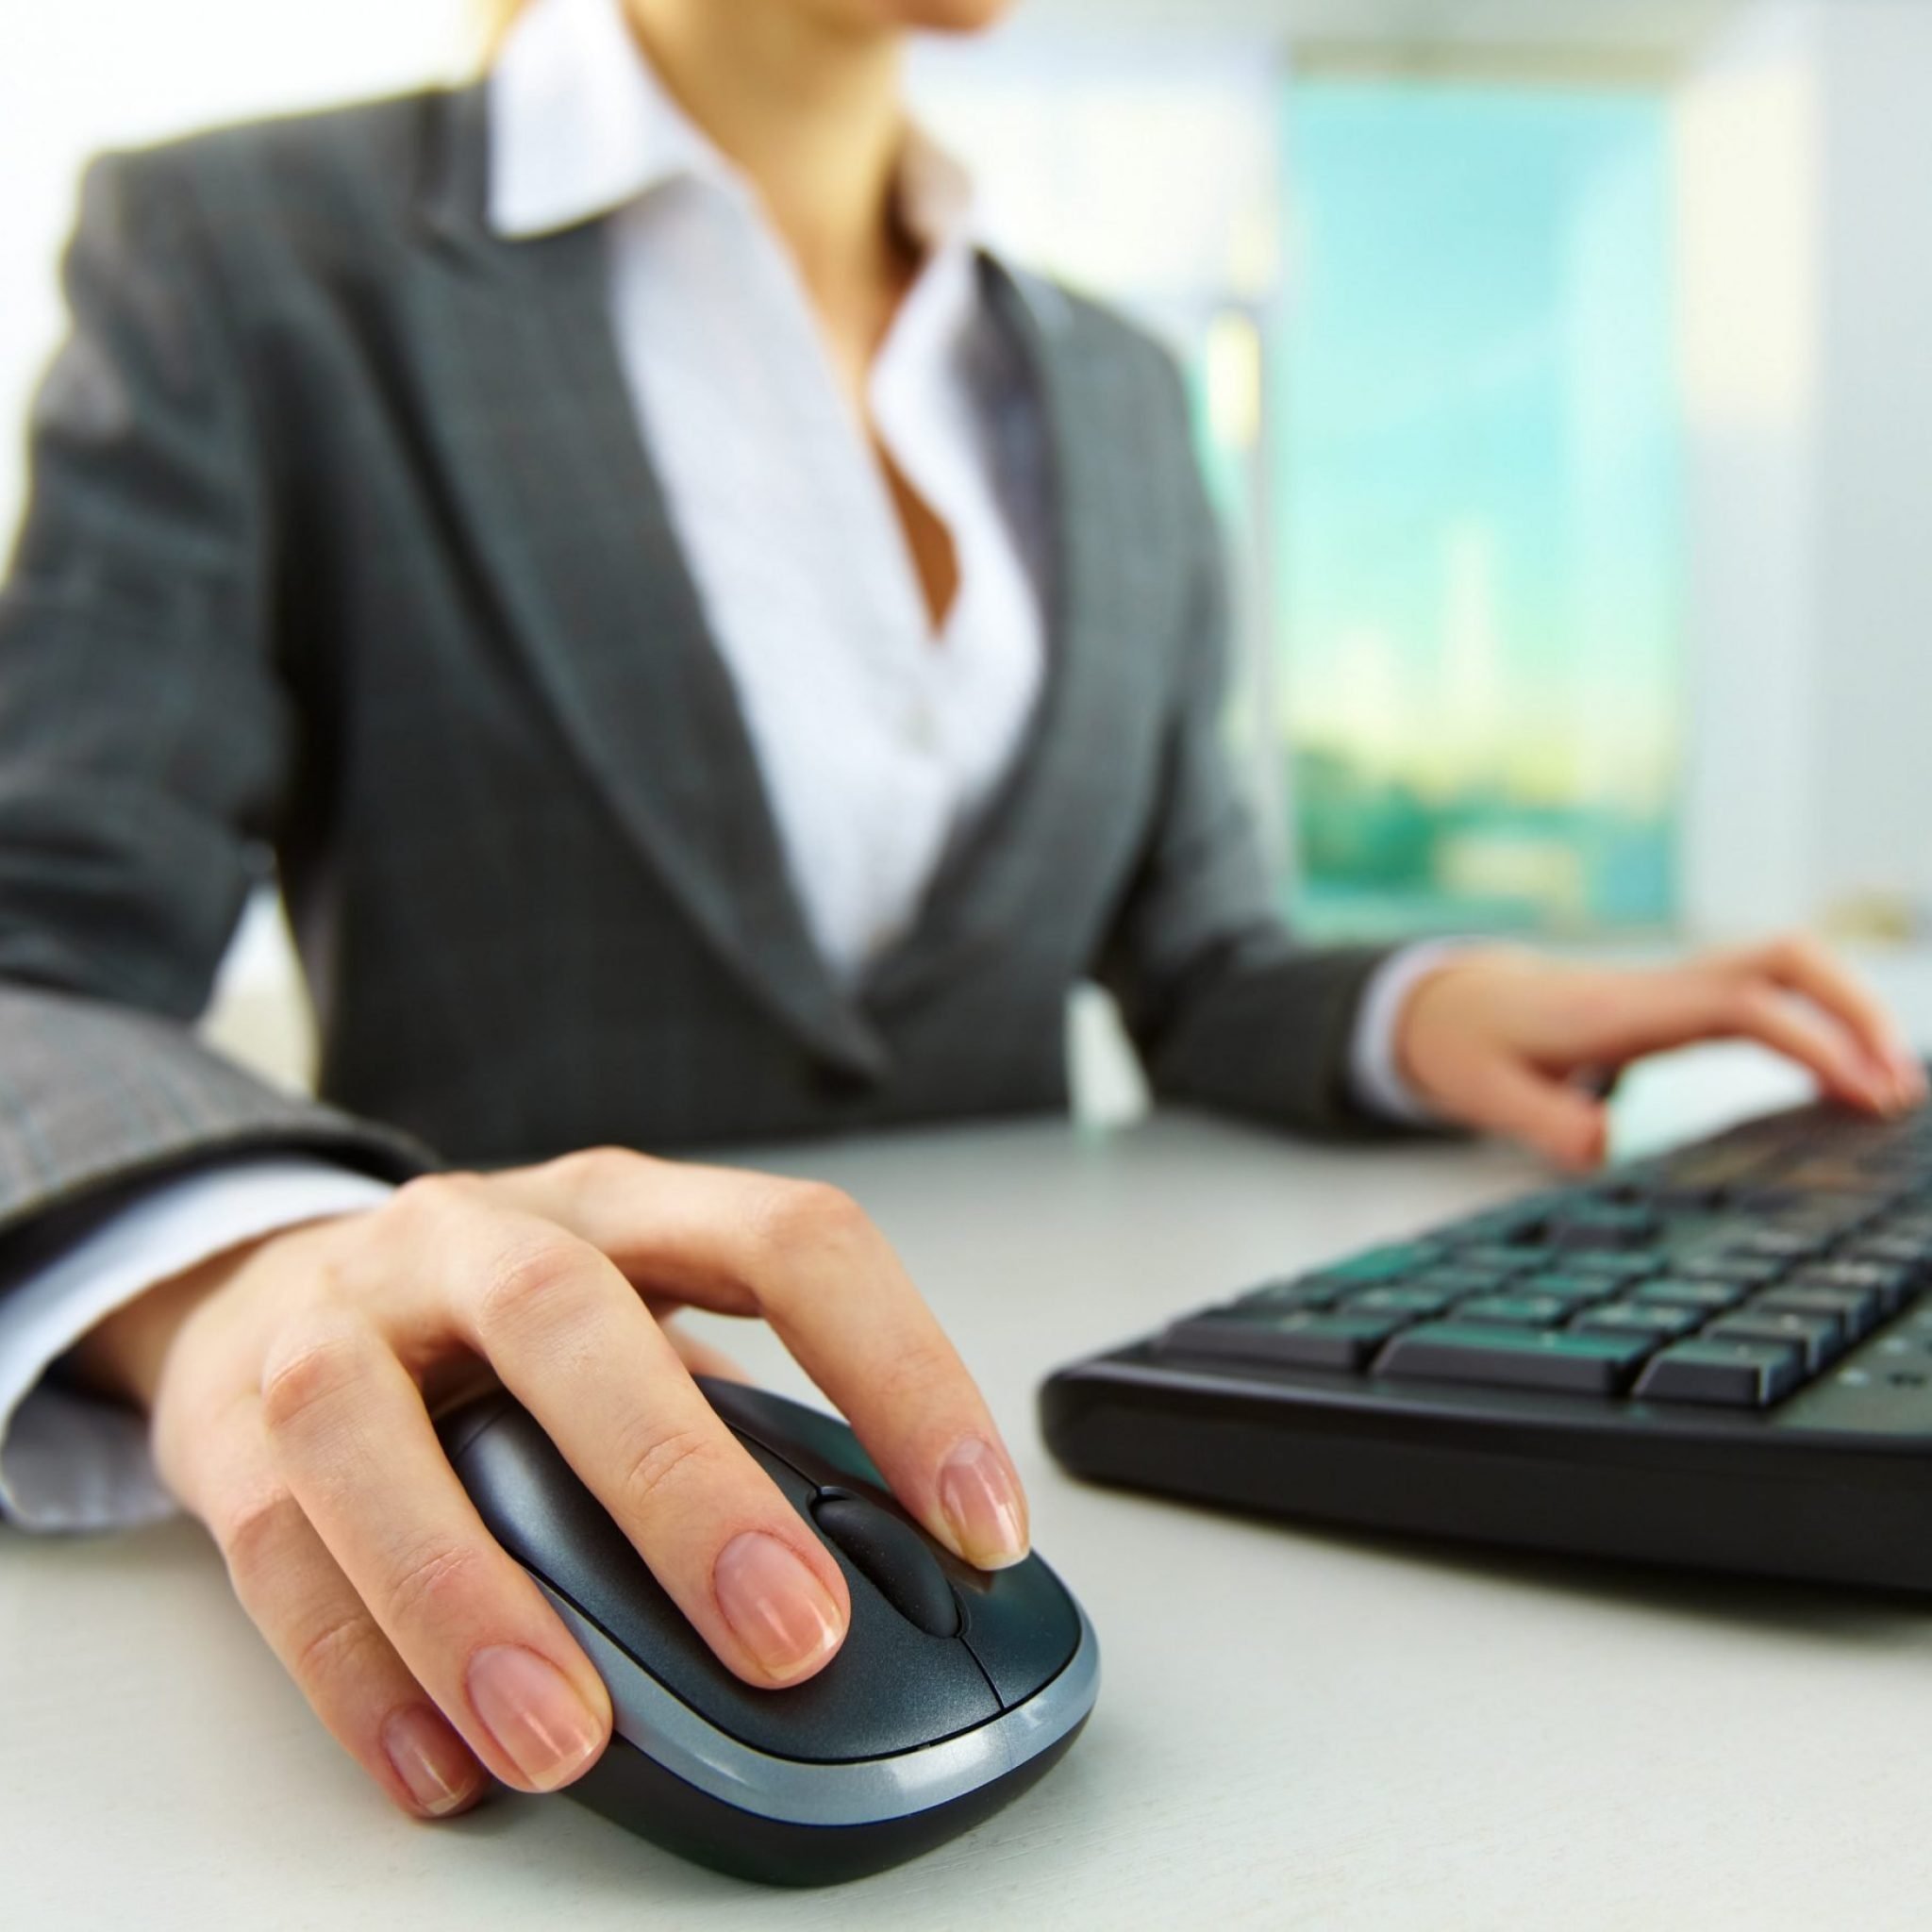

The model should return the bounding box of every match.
[1375,1323,1655,1394]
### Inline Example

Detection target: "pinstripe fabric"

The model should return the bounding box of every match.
[0,84,1395,1250]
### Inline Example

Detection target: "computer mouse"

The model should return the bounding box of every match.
[437,1376,1098,1886]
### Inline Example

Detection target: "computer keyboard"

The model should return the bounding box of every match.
[1039,1089,1932,1593]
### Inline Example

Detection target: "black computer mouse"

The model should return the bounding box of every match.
[437,1377,1098,1886]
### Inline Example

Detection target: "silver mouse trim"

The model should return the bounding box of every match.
[535,1578,1099,1828]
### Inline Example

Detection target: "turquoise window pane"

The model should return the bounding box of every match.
[1278,83,1682,939]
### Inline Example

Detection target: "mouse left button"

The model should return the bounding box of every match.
[810,1493,962,1640]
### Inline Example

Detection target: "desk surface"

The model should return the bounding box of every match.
[9,1025,1932,1931]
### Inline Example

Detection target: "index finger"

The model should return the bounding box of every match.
[493,1151,1031,1573]
[1749,935,1925,1098]
[358,1182,854,1691]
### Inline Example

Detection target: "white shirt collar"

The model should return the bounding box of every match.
[488,0,975,253]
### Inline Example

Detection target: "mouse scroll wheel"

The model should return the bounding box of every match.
[809,1492,962,1640]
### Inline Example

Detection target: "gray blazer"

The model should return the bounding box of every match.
[0,85,1396,1243]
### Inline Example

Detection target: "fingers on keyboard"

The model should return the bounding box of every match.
[1160,1100,1932,1412]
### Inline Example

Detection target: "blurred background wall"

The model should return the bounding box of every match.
[5,0,1931,1098]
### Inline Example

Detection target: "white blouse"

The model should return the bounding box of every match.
[492,0,1047,979]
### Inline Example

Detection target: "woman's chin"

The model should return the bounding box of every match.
[858,0,1018,33]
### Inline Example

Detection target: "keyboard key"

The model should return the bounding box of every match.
[1808,1173,1874,1204]
[1849,1235,1932,1272]
[1639,1148,1772,1205]
[1408,1266,1515,1297]
[1571,1302,1703,1341]
[1846,1243,1932,1291]
[1659,1144,1780,1185]
[1634,1339,1804,1407]
[1547,1205,1664,1252]
[1557,1252,1663,1281]
[1824,1259,1920,1291]
[1455,1294,1571,1328]
[1523,1272,1625,1306]
[1452,1245,1545,1275]
[1788,1259,1916,1314]
[1162,1309,1407,1372]
[1375,1323,1655,1394]
[1726,1228,1827,1260]
[1308,1244,1439,1286]
[1237,1277,1348,1311]
[1455,1191,1582,1243]
[1632,1277,1751,1312]
[1774,1160,1898,1195]
[1345,1285,1463,1318]
[1674,1253,1790,1286]
[1616,1170,1728,1211]
[1756,1283,1882,1340]
[1736,1191,1876,1235]
[1705,1310,1842,1373]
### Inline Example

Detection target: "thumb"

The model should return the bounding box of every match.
[1447,1058,1609,1171]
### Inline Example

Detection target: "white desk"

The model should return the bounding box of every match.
[9,1024,1932,1931]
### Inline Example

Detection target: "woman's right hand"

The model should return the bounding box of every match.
[71,1149,1030,1821]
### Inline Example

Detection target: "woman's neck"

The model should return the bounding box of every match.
[621,0,913,325]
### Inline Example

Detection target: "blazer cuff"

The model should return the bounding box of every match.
[0,1158,394,1532]
[0,984,431,1243]
[1346,939,1485,1125]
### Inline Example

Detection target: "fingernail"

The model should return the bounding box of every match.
[382,1705,481,1817]
[713,1532,845,1684]
[1849,1057,1895,1114]
[465,1646,605,1791]
[937,1436,1029,1571]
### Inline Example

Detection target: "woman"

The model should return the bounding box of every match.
[0,0,1918,1824]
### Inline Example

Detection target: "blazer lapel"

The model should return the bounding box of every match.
[862,262,1147,1014]
[409,88,887,1080]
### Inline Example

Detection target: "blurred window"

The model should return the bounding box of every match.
[1276,81,1682,939]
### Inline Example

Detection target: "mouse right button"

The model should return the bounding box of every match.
[953,1555,1084,1708]
[811,1493,962,1639]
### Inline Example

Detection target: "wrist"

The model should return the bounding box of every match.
[1391,944,1526,1102]
[66,1214,350,1414]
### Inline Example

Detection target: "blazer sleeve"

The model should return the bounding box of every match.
[1094,360,1412,1137]
[0,152,430,1246]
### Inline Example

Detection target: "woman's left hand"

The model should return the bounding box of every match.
[1395,933,1928,1172]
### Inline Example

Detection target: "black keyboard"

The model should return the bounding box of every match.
[1040,1090,1932,1593]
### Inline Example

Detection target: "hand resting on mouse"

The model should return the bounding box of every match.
[68,1150,1030,1822]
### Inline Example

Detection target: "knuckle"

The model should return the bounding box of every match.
[387,1172,475,1230]
[748,1179,870,1263]
[216,1482,306,1589]
[867,1331,956,1409]
[1772,930,1821,972]
[1566,980,1624,1035]
[471,1235,593,1342]
[545,1144,651,1197]
[290,1604,388,1693]
[259,1320,373,1438]
[616,1422,719,1520]
[381,1534,486,1629]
